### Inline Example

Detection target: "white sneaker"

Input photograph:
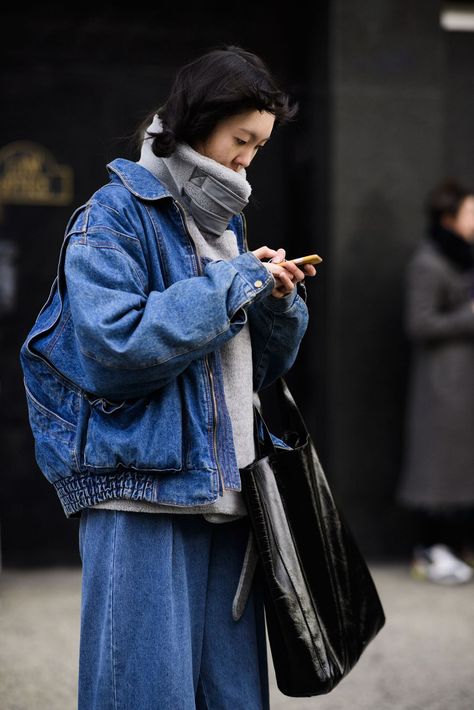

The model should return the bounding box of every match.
[411,544,473,585]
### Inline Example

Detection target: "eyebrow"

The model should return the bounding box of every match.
[238,128,271,143]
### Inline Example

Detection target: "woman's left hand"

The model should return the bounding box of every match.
[265,248,317,298]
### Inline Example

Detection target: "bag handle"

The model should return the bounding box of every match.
[253,377,309,458]
[277,377,308,441]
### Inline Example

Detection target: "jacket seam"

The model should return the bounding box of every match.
[68,242,147,292]
[24,382,76,431]
[85,225,141,243]
[108,163,171,201]
[235,252,273,293]
[78,318,235,371]
[91,199,122,217]
[45,310,72,359]
[144,203,173,286]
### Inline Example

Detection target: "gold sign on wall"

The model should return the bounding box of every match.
[0,141,73,206]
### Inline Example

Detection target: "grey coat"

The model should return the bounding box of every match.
[398,239,474,508]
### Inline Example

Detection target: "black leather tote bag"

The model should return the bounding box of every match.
[240,378,385,697]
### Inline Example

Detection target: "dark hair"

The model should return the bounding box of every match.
[139,45,298,157]
[426,178,474,228]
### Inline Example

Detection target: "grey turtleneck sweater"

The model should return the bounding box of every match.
[94,125,262,522]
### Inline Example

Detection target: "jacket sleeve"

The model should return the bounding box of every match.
[248,285,309,391]
[405,254,474,343]
[65,237,274,398]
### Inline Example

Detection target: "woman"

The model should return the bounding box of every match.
[398,178,474,585]
[20,46,316,708]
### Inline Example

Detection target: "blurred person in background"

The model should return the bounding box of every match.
[398,178,474,585]
[20,45,316,709]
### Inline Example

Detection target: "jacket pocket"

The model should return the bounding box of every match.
[24,380,80,483]
[79,386,183,473]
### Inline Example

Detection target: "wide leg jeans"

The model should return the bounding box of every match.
[78,509,269,710]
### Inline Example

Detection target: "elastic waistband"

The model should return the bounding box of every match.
[54,472,158,517]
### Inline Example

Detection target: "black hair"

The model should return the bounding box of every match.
[426,178,474,229]
[138,45,298,157]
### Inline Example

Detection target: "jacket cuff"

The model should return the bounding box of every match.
[262,286,299,313]
[231,251,275,301]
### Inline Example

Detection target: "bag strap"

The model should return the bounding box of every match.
[253,377,309,457]
[277,377,308,442]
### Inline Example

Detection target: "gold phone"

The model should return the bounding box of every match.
[280,254,322,266]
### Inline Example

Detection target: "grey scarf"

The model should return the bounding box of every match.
[139,115,251,237]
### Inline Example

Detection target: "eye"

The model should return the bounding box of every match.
[235,138,247,146]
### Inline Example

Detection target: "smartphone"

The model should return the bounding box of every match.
[279,253,322,266]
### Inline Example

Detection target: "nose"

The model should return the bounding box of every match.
[235,147,253,170]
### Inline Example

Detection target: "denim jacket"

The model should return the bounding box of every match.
[20,159,309,516]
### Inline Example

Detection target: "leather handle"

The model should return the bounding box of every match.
[253,377,308,457]
[277,377,308,439]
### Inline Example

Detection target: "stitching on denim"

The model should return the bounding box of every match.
[86,225,141,243]
[92,199,121,217]
[110,511,119,710]
[44,310,72,358]
[236,252,273,292]
[24,383,76,431]
[143,203,173,287]
[69,241,147,291]
[82,203,91,234]
[78,321,232,370]
[107,163,169,201]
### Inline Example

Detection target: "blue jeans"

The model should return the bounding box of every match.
[78,509,269,709]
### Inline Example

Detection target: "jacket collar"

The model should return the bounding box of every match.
[107,158,172,201]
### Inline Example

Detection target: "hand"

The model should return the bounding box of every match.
[252,247,317,299]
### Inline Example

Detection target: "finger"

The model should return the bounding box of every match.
[303,265,317,277]
[273,269,295,291]
[266,263,295,282]
[269,248,286,264]
[252,246,278,261]
[280,261,305,282]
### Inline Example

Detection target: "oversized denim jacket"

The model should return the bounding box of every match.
[19,159,309,516]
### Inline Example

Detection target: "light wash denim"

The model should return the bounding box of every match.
[19,159,308,516]
[79,510,269,710]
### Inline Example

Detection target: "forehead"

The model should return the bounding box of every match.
[220,110,275,140]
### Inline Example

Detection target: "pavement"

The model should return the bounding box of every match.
[0,563,473,710]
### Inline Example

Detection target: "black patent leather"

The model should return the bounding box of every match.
[241,378,385,697]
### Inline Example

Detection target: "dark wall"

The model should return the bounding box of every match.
[445,31,474,182]
[0,6,327,565]
[327,0,474,557]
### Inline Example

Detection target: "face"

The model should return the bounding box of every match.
[443,196,474,243]
[194,110,275,172]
